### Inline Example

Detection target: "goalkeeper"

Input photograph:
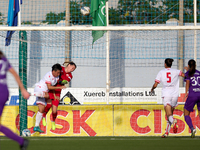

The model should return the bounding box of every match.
[42,61,77,130]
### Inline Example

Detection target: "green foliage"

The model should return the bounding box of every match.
[0,12,5,25]
[114,0,200,24]
[43,0,92,25]
[42,0,200,25]
[22,21,32,25]
[70,1,92,25]
[44,11,65,24]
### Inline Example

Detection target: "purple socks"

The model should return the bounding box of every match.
[0,125,24,145]
[184,115,194,131]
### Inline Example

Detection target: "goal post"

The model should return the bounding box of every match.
[1,25,200,137]
[19,30,28,135]
[1,0,200,138]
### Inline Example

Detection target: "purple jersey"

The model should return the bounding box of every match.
[0,57,12,116]
[0,57,12,86]
[185,70,200,96]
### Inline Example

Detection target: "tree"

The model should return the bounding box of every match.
[0,12,5,25]
[43,0,92,25]
[43,0,199,25]
[70,1,92,25]
[116,0,163,24]
[115,0,200,24]
[22,21,32,25]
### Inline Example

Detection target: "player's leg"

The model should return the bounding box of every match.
[162,97,173,137]
[162,120,170,138]
[171,97,178,133]
[33,86,46,132]
[42,91,55,126]
[0,124,29,149]
[184,109,196,137]
[165,105,173,130]
[184,96,197,138]
[0,95,29,149]
[42,99,52,126]
[51,99,59,130]
[34,98,45,133]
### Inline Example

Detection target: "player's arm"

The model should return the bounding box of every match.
[9,67,30,99]
[184,66,189,71]
[151,82,159,93]
[183,80,190,102]
[151,71,161,93]
[46,83,66,90]
[180,72,185,77]
[52,90,60,101]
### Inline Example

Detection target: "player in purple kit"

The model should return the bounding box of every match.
[183,59,200,138]
[0,50,30,150]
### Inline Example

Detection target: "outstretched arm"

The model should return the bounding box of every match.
[180,72,185,77]
[46,83,66,90]
[9,67,30,99]
[151,82,158,93]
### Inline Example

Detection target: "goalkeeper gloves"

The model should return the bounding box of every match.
[59,80,68,85]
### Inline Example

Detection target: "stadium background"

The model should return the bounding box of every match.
[0,0,199,88]
[0,0,200,138]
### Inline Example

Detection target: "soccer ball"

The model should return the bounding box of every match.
[22,129,31,137]
[80,6,90,16]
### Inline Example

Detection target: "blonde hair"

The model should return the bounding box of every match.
[63,61,77,68]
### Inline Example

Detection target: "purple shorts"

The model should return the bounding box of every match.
[184,95,200,112]
[0,87,9,116]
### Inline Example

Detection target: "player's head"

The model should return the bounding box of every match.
[188,59,196,77]
[63,61,77,73]
[165,58,174,68]
[0,50,4,59]
[52,63,62,77]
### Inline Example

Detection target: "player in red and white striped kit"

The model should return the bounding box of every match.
[42,61,76,130]
[33,63,66,133]
[151,58,185,138]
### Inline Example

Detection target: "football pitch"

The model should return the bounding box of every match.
[0,136,200,150]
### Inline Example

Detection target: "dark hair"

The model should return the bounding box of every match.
[0,50,4,59]
[188,59,196,77]
[63,61,77,68]
[52,63,62,71]
[165,58,174,67]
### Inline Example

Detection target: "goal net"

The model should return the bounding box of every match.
[1,26,199,136]
[0,0,200,137]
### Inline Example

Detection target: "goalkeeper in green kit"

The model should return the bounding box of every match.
[42,61,77,130]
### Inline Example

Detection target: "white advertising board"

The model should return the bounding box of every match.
[7,87,186,105]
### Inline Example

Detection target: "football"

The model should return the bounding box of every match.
[80,6,90,16]
[22,129,31,137]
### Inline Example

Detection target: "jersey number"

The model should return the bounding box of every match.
[166,72,171,83]
[191,76,200,86]
[0,60,6,75]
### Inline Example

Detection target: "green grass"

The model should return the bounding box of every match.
[0,136,200,150]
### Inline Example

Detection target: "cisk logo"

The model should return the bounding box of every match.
[15,109,97,136]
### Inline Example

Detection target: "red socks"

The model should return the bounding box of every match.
[43,103,52,117]
[52,112,57,122]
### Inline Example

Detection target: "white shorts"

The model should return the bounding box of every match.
[162,97,178,108]
[34,85,47,106]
